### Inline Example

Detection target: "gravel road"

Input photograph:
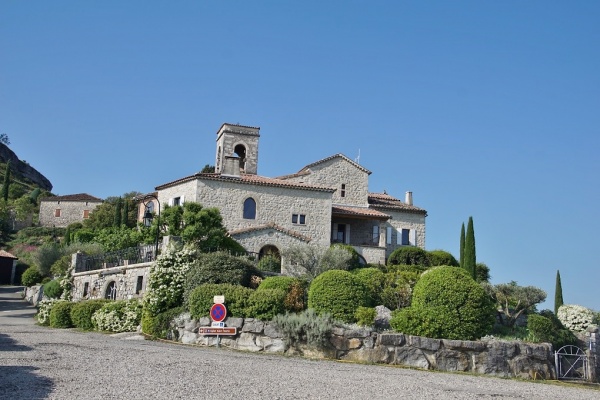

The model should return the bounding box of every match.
[1,286,598,400]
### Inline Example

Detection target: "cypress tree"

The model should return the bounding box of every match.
[122,200,129,227]
[459,223,465,268]
[2,160,11,201]
[64,227,71,246]
[554,270,564,314]
[463,216,476,279]
[114,197,122,227]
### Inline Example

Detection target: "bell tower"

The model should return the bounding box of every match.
[215,123,260,175]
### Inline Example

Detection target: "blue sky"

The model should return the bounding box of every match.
[2,1,599,310]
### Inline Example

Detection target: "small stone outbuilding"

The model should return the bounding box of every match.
[39,193,103,228]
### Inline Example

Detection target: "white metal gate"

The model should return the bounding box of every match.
[555,345,588,380]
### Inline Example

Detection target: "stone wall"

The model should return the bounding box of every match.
[39,199,102,227]
[71,263,152,302]
[169,314,556,380]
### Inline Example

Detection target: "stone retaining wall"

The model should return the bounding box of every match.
[170,313,556,380]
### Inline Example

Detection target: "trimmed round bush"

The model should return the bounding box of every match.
[183,252,262,304]
[21,266,43,287]
[428,250,459,267]
[387,247,431,267]
[257,276,298,292]
[42,279,63,299]
[390,266,495,340]
[70,299,110,330]
[308,270,370,323]
[49,301,74,328]
[246,289,287,320]
[257,276,307,312]
[355,306,377,326]
[188,284,252,319]
[352,267,386,306]
[142,307,185,339]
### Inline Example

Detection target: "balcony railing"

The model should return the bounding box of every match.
[332,232,381,247]
[75,244,156,273]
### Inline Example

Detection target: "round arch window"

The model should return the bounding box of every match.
[105,281,117,300]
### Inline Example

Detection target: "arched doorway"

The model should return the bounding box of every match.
[105,281,117,300]
[258,245,281,273]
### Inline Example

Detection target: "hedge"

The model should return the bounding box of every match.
[308,270,369,323]
[188,284,252,319]
[70,299,110,330]
[49,301,74,328]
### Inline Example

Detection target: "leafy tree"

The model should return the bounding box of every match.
[475,262,491,283]
[283,244,354,281]
[30,188,41,204]
[0,133,10,145]
[2,160,11,202]
[463,217,476,279]
[201,164,215,173]
[160,204,183,236]
[33,242,62,276]
[459,222,465,268]
[484,281,547,328]
[554,270,564,314]
[180,202,228,251]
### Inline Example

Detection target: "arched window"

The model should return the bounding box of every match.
[234,144,247,171]
[105,281,117,300]
[243,198,256,219]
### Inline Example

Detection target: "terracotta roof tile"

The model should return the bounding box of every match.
[297,154,372,175]
[332,205,391,220]
[368,192,427,214]
[0,250,18,259]
[156,173,335,193]
[40,193,103,202]
[228,222,312,242]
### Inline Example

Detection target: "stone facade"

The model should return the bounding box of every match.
[71,262,152,302]
[39,193,102,228]
[149,123,427,265]
[167,313,557,380]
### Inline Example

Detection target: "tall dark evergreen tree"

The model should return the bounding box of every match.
[554,270,564,314]
[2,160,11,202]
[122,200,129,227]
[114,197,122,227]
[463,216,476,279]
[459,222,465,268]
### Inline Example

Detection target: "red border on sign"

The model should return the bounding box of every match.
[210,303,227,322]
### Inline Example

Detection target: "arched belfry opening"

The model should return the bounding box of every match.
[215,123,260,175]
[234,144,247,172]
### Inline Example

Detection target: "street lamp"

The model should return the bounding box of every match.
[142,194,161,259]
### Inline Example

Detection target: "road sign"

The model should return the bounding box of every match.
[213,295,225,304]
[211,322,224,328]
[198,327,237,335]
[210,303,227,322]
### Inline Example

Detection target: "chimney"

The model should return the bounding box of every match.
[405,191,413,206]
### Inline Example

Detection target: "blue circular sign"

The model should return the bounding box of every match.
[210,303,227,322]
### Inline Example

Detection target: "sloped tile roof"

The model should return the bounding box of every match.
[296,154,372,175]
[332,205,391,220]
[40,193,103,202]
[0,250,18,259]
[156,173,335,193]
[368,192,427,215]
[228,222,312,242]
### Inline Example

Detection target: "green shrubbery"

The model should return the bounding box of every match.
[49,301,74,328]
[246,289,287,320]
[387,247,431,267]
[36,298,60,325]
[527,310,578,349]
[257,255,281,273]
[355,306,377,326]
[428,250,459,267]
[21,266,43,286]
[42,279,63,299]
[352,267,385,306]
[187,283,252,319]
[390,266,495,340]
[92,300,143,333]
[257,276,307,312]
[273,309,334,348]
[308,270,369,323]
[70,299,110,330]
[142,307,185,339]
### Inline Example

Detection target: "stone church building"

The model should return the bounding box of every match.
[152,123,427,266]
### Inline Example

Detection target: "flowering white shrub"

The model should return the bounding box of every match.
[143,246,197,316]
[557,304,596,332]
[37,298,62,325]
[92,300,143,332]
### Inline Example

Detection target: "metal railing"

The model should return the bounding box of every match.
[332,232,381,247]
[76,244,156,273]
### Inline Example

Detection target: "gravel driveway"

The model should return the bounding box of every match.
[1,286,598,400]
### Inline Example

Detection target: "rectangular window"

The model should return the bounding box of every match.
[372,225,380,244]
[386,227,392,245]
[340,184,346,198]
[54,209,61,217]
[83,282,89,297]
[136,276,144,294]
[292,214,306,225]
[173,197,181,206]
[401,229,410,246]
[83,210,90,219]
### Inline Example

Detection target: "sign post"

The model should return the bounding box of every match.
[205,295,237,347]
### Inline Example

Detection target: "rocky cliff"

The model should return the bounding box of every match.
[0,144,53,191]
